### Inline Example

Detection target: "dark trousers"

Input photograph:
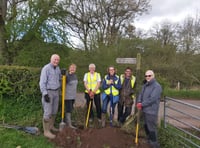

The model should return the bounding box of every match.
[118,103,132,123]
[143,112,158,143]
[85,93,102,119]
[65,100,75,113]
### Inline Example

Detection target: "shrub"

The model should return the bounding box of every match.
[0,65,41,99]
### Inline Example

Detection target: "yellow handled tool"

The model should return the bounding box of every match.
[85,99,92,128]
[59,69,66,131]
[135,109,140,145]
[62,74,66,120]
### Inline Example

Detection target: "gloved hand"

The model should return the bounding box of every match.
[44,94,50,103]
[136,103,142,110]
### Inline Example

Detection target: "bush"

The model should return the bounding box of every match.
[0,65,41,99]
[13,40,71,68]
[0,65,42,124]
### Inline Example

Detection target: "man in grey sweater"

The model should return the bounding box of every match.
[136,70,162,148]
[39,54,61,139]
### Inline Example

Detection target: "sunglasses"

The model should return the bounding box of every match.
[145,75,152,77]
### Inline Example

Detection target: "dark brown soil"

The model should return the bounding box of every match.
[51,94,152,148]
[52,124,150,148]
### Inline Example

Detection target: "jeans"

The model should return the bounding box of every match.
[102,95,117,114]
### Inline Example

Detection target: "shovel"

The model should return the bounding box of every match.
[135,109,141,145]
[0,124,40,135]
[85,98,92,128]
[122,112,137,129]
[59,69,67,131]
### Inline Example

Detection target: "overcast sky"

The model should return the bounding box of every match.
[135,0,200,30]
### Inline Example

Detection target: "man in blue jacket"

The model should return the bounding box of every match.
[136,70,162,148]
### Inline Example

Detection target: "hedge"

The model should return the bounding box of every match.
[0,65,41,99]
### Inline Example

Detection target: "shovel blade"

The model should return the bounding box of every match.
[59,122,66,131]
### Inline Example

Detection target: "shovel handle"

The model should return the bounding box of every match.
[61,74,66,120]
[135,110,140,145]
[85,100,92,128]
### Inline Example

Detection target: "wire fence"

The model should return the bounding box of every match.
[164,96,200,148]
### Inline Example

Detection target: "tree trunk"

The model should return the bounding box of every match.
[0,0,7,64]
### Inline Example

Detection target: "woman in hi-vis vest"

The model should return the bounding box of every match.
[101,66,121,127]
[83,63,102,123]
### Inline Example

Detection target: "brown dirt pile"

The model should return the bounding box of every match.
[52,126,150,148]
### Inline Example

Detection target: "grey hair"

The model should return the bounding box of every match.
[89,63,96,68]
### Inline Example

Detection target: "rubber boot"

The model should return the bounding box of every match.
[101,113,106,128]
[50,115,59,132]
[66,113,76,129]
[149,131,160,148]
[43,119,56,139]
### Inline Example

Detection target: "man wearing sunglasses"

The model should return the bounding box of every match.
[136,70,162,148]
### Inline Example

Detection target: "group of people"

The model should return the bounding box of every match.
[84,64,136,128]
[39,54,162,148]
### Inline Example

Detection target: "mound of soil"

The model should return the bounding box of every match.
[51,98,151,148]
[52,126,150,148]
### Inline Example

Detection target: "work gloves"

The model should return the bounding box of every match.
[136,103,142,110]
[44,94,50,103]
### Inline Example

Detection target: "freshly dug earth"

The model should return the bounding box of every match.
[52,95,151,148]
[52,125,150,148]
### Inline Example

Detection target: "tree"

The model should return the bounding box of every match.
[1,0,70,64]
[176,16,200,54]
[150,21,178,47]
[64,0,151,51]
[0,0,7,64]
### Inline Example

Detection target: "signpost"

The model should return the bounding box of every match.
[116,53,141,145]
[116,58,137,64]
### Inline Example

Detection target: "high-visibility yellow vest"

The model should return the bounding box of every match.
[120,74,136,88]
[120,74,136,99]
[85,72,100,94]
[104,75,119,96]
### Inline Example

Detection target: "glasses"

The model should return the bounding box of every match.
[109,68,114,71]
[145,75,152,77]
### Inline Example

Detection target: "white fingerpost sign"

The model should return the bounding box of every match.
[116,58,137,64]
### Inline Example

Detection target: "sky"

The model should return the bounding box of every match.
[135,0,200,30]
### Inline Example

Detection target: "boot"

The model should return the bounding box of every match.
[43,119,56,139]
[50,115,59,132]
[66,113,76,129]
[149,142,160,148]
[149,131,160,148]
[101,113,106,128]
